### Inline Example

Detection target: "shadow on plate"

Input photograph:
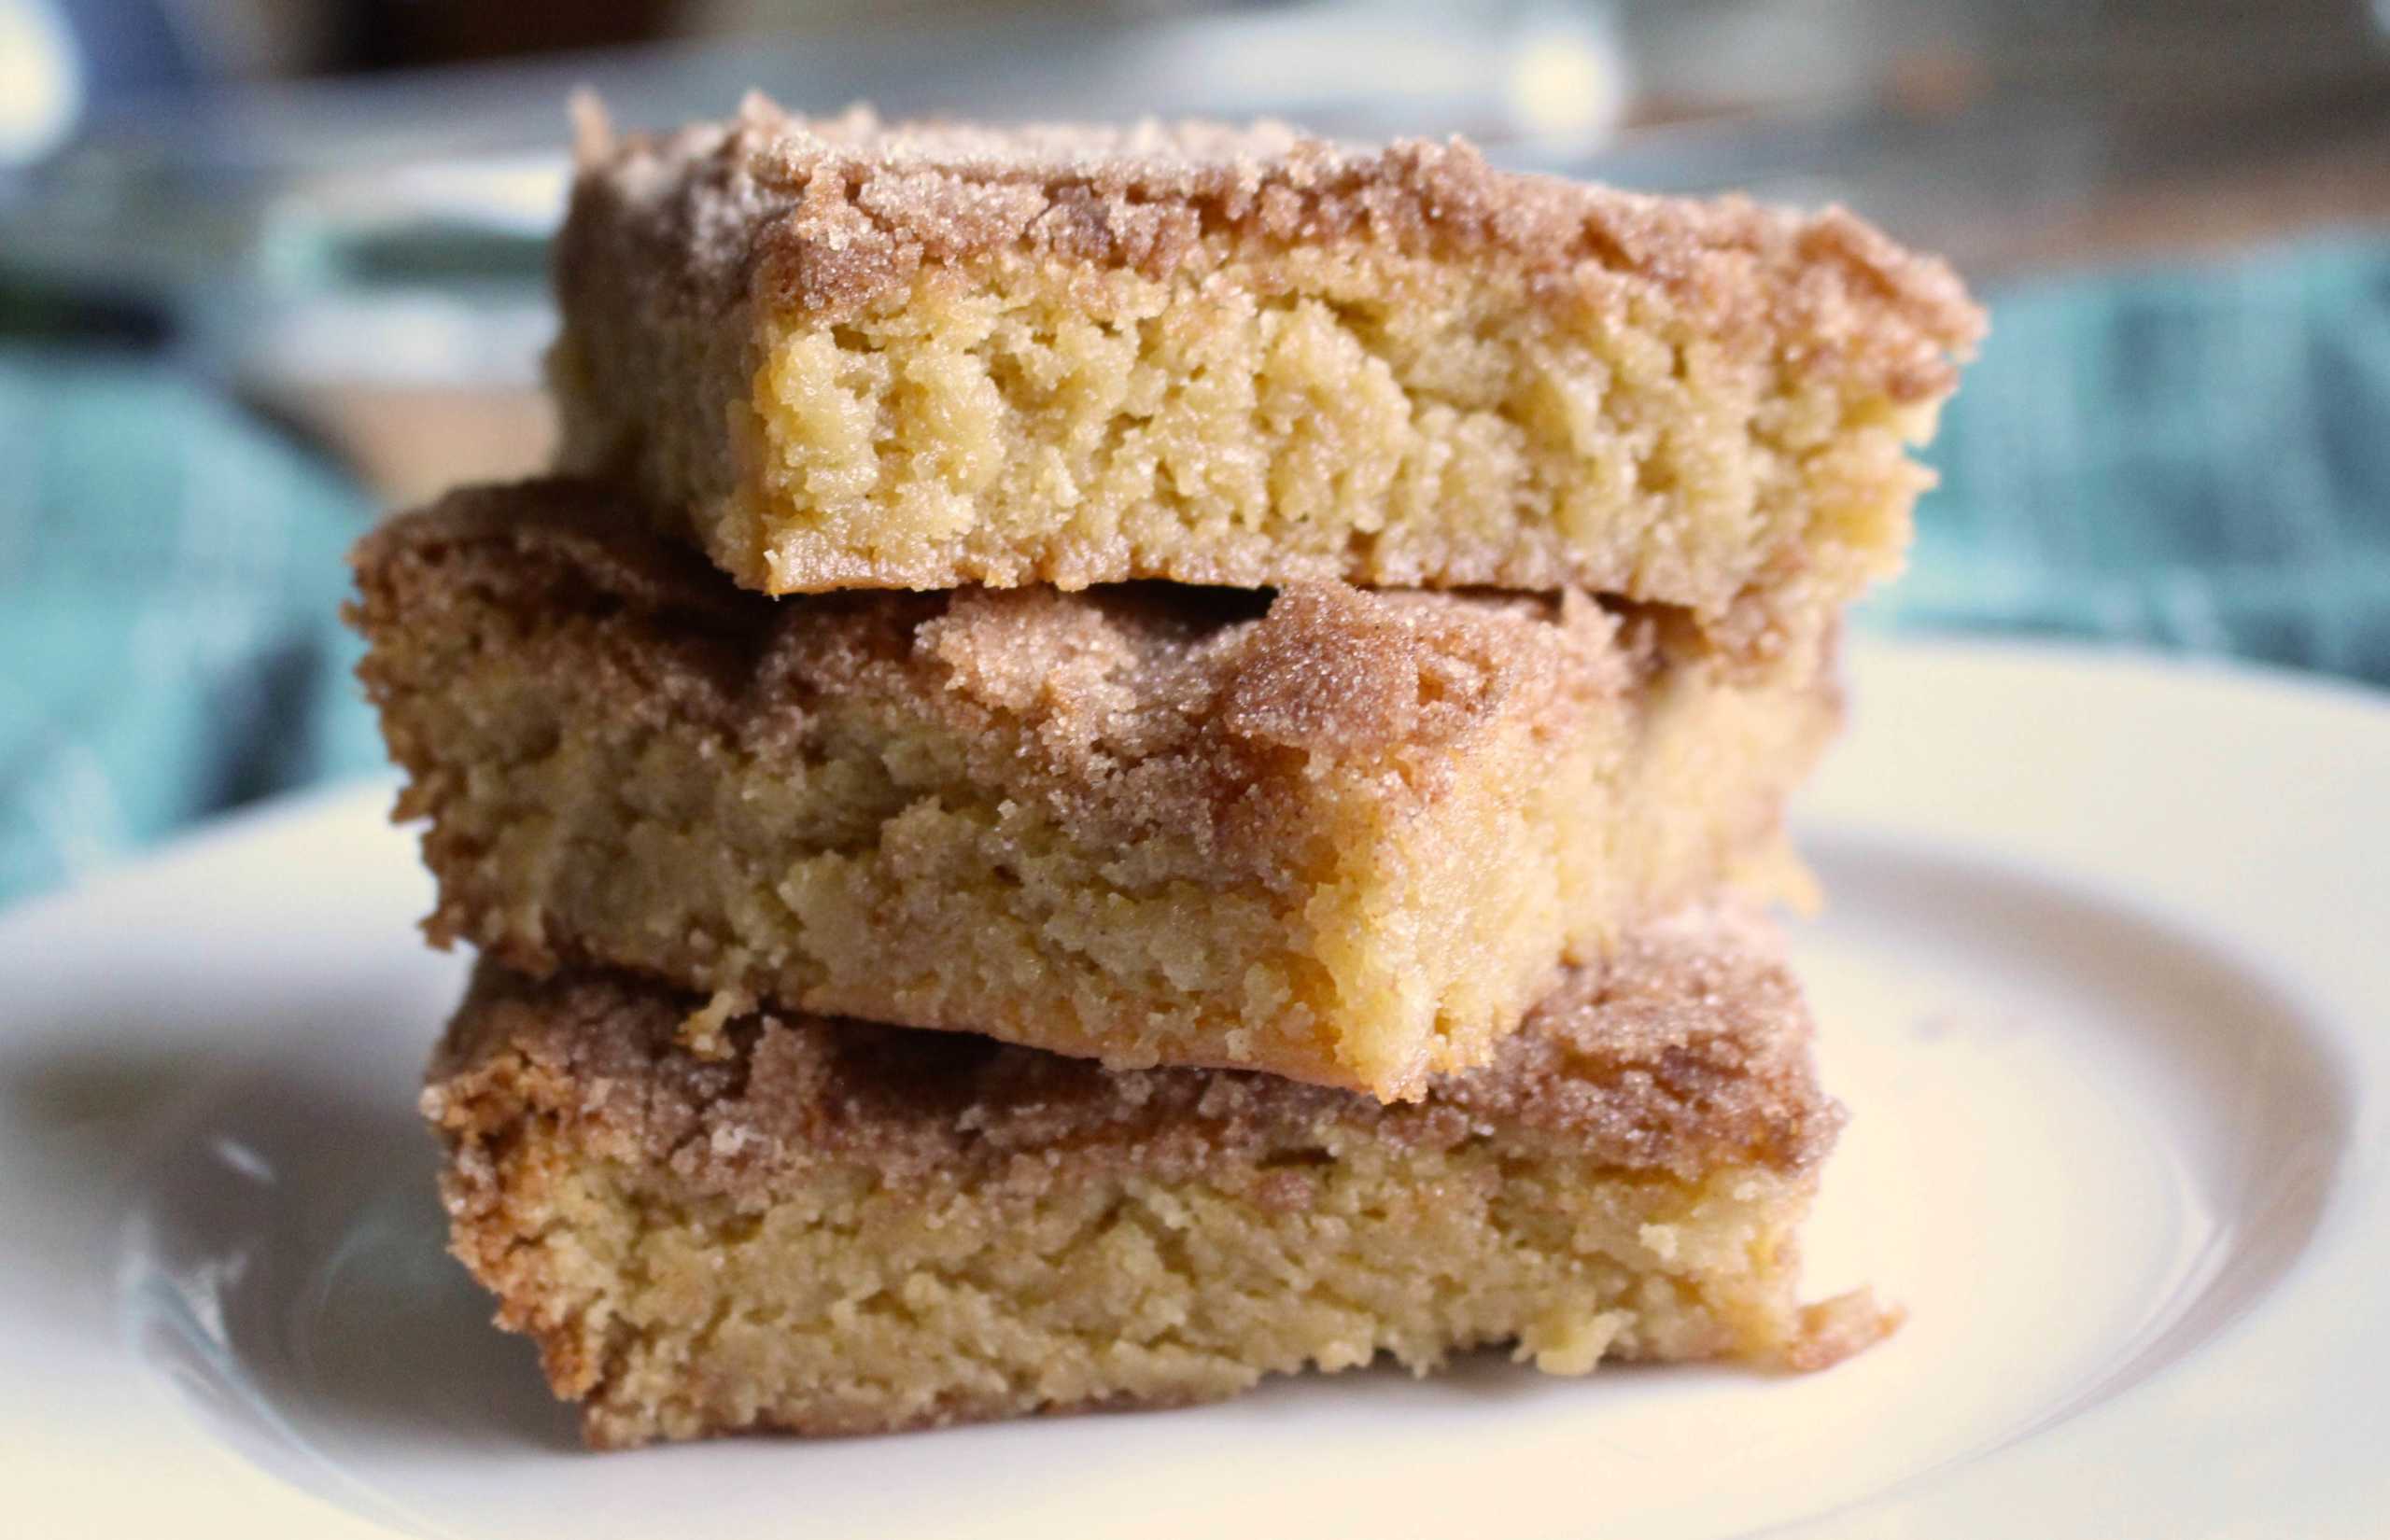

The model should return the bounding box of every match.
[104,1030,583,1487]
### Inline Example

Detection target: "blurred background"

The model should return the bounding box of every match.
[4,0,2388,901]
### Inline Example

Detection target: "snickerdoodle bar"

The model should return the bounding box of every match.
[550,98,1978,657]
[353,480,1839,1099]
[424,903,1884,1447]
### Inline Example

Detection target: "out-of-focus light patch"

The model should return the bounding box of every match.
[1146,7,1484,117]
[0,0,82,165]
[1507,19,1625,144]
[241,282,554,388]
[301,154,570,238]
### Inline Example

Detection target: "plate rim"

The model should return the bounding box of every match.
[5,635,2387,1540]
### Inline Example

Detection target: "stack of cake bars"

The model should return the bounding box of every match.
[348,99,1980,1449]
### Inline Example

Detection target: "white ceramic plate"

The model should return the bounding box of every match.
[3,638,2384,1540]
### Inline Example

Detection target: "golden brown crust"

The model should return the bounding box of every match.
[424,902,1838,1198]
[564,96,1981,401]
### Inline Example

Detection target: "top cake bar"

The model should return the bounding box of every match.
[551,97,1980,652]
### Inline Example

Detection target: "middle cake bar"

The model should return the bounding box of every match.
[352,478,1840,1100]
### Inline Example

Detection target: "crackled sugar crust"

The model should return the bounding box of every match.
[425,905,1889,1448]
[351,480,1841,1099]
[551,96,1979,654]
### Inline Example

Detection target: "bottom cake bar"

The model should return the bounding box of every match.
[424,905,1888,1449]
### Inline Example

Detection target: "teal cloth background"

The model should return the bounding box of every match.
[5,231,2388,904]
[0,349,385,901]
[1873,234,2390,679]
